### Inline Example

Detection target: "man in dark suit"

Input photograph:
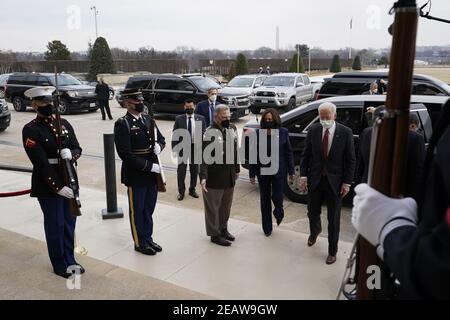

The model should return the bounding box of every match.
[200,105,240,246]
[300,102,356,264]
[196,88,218,127]
[355,107,425,201]
[172,99,206,201]
[95,78,113,120]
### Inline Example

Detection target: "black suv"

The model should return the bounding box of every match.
[317,71,450,100]
[123,74,251,119]
[5,72,98,114]
[242,94,449,204]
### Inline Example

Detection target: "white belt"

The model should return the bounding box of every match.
[48,158,59,165]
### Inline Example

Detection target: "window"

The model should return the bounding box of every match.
[175,80,195,91]
[336,108,363,135]
[320,81,368,95]
[286,109,318,133]
[255,77,265,86]
[155,79,178,90]
[6,75,22,85]
[127,78,151,90]
[38,76,51,86]
[296,77,304,86]
[412,83,444,96]
[24,75,38,85]
[302,76,310,85]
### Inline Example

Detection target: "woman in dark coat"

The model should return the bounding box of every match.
[249,108,295,236]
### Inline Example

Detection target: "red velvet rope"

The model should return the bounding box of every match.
[0,189,31,198]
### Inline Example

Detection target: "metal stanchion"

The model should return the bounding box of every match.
[101,133,124,219]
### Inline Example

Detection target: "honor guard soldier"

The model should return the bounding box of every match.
[114,89,166,255]
[22,86,84,278]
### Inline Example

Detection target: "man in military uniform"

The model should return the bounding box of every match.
[114,89,166,256]
[22,86,84,278]
[352,99,450,299]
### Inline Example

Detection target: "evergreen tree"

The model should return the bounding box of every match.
[329,54,342,73]
[45,40,71,60]
[87,37,116,81]
[235,53,248,75]
[352,55,362,70]
[289,53,305,73]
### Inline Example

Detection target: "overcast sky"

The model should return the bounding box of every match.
[1,0,449,52]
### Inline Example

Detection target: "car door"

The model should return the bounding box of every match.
[154,79,180,114]
[295,76,304,104]
[302,75,313,101]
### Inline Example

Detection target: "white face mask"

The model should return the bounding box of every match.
[209,94,217,103]
[320,119,334,129]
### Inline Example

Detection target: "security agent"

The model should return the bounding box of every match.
[114,89,166,256]
[22,86,84,279]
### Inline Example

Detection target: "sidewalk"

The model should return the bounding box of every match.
[0,171,352,300]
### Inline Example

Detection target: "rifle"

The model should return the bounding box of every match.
[53,67,82,216]
[356,0,419,299]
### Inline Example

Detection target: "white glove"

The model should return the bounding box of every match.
[151,163,161,174]
[57,186,74,199]
[60,148,72,160]
[153,143,161,155]
[351,183,418,259]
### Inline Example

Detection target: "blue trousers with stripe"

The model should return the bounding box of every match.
[127,184,158,248]
[38,197,77,273]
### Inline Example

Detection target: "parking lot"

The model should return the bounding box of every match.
[0,97,355,242]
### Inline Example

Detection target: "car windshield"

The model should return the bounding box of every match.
[190,77,221,91]
[50,74,82,86]
[228,77,254,88]
[263,76,295,87]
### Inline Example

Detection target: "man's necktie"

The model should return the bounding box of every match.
[188,116,192,137]
[323,129,329,159]
[209,104,214,123]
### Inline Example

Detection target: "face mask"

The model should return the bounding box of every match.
[134,103,144,113]
[186,108,194,115]
[261,120,274,129]
[209,95,217,103]
[220,119,230,129]
[37,104,53,117]
[320,119,334,129]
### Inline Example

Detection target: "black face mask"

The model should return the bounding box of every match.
[261,120,274,129]
[37,104,53,117]
[220,119,230,129]
[134,103,144,113]
[186,108,194,115]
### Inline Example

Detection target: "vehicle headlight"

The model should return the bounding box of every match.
[277,92,287,98]
[67,91,78,98]
[3,104,8,112]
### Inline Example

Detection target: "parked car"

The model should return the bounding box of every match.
[122,74,251,119]
[81,80,115,100]
[242,94,448,203]
[0,99,11,132]
[249,73,314,114]
[0,73,11,98]
[317,71,450,100]
[5,72,98,114]
[227,74,268,95]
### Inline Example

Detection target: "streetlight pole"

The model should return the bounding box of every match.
[308,48,311,74]
[297,44,300,73]
[90,6,99,39]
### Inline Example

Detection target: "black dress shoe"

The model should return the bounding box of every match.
[189,190,200,198]
[211,236,231,247]
[134,245,157,255]
[148,241,162,252]
[177,193,184,201]
[276,216,283,226]
[326,255,337,265]
[308,234,319,247]
[221,229,235,242]
[264,231,272,237]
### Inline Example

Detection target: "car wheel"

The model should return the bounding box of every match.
[0,89,5,99]
[283,164,308,204]
[12,96,26,112]
[143,102,151,116]
[284,97,296,113]
[0,127,6,132]
[109,90,114,100]
[250,105,261,114]
[57,99,70,115]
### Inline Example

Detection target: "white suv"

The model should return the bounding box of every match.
[249,73,314,114]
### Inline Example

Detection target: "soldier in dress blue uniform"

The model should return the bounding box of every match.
[114,89,166,256]
[22,86,84,278]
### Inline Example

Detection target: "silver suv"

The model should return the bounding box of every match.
[249,73,314,114]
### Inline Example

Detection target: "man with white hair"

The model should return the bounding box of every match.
[300,102,356,264]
